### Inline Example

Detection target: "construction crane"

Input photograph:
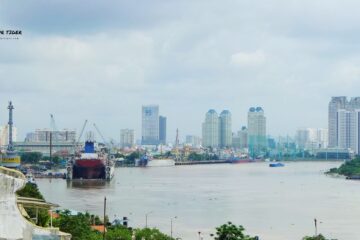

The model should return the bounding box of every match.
[50,114,57,131]
[77,120,88,144]
[93,123,107,144]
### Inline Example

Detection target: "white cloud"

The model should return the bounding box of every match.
[230,50,266,67]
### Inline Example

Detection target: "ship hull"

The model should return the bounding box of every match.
[72,159,106,180]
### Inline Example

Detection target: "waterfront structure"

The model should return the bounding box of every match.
[159,116,167,144]
[202,109,219,148]
[0,125,17,147]
[142,105,160,145]
[0,167,71,239]
[120,129,135,148]
[328,97,360,154]
[25,129,76,142]
[219,110,232,148]
[247,107,266,156]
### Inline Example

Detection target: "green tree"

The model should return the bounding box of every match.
[134,228,174,240]
[54,211,101,240]
[20,152,42,164]
[16,183,50,227]
[302,234,329,240]
[214,222,256,240]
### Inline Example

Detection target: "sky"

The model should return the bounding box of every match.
[1,0,360,142]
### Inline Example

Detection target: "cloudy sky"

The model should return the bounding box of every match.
[1,0,360,142]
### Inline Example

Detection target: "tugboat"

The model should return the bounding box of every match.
[67,134,114,181]
[269,162,285,167]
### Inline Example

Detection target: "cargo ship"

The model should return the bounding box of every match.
[66,140,114,181]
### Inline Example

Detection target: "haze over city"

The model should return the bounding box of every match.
[1,0,360,140]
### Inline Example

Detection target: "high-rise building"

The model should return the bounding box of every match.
[159,116,167,144]
[238,126,248,149]
[247,107,266,155]
[219,110,232,148]
[120,129,135,148]
[202,109,219,148]
[328,97,360,148]
[328,97,360,154]
[142,105,160,145]
[328,97,348,147]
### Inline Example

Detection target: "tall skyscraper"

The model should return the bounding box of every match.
[159,116,167,144]
[247,107,266,155]
[328,97,347,147]
[328,97,360,153]
[202,109,219,148]
[142,105,159,145]
[219,110,232,148]
[120,129,135,148]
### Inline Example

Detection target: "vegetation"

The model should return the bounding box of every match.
[16,183,50,226]
[213,222,257,240]
[302,234,330,240]
[327,157,360,177]
[20,152,43,164]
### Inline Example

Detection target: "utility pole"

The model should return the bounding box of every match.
[103,197,107,240]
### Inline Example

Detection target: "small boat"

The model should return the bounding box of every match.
[269,162,285,167]
[26,172,36,185]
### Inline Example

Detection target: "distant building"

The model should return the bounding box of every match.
[329,96,360,150]
[295,128,328,150]
[0,125,17,147]
[328,97,360,154]
[219,110,232,148]
[25,129,76,143]
[238,126,248,149]
[247,107,266,155]
[142,105,160,145]
[202,109,219,148]
[120,129,135,148]
[185,135,201,148]
[159,116,167,144]
[232,126,248,149]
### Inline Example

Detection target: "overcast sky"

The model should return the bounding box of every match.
[1,0,360,142]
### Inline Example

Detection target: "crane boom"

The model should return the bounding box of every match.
[77,120,88,143]
[93,123,107,144]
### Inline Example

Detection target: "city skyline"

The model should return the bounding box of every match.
[2,1,360,141]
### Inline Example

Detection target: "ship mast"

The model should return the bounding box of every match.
[7,101,14,152]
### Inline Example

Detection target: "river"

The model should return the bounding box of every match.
[36,161,360,240]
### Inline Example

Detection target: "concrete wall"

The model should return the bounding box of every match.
[0,167,70,240]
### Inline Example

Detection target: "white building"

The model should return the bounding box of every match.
[0,125,17,147]
[296,128,328,150]
[25,129,76,143]
[202,109,219,148]
[247,107,266,154]
[328,97,360,148]
[185,135,202,148]
[120,129,135,148]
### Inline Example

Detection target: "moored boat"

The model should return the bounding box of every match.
[67,140,114,181]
